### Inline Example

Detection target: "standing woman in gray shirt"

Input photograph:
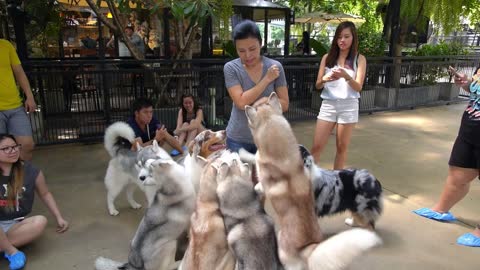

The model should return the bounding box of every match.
[224,20,289,153]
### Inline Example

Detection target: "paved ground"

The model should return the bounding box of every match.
[3,102,479,269]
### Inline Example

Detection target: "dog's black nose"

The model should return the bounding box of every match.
[139,176,146,181]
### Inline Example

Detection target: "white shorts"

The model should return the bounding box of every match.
[0,219,19,232]
[317,99,359,124]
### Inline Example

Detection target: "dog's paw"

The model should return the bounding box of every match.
[109,209,120,216]
[345,217,355,227]
[130,202,142,209]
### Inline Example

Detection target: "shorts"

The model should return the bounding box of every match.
[0,219,19,233]
[449,136,480,169]
[226,137,257,154]
[317,99,359,124]
[0,106,32,136]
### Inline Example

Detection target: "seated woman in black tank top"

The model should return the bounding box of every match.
[174,94,206,147]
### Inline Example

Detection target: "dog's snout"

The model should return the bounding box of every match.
[139,175,146,181]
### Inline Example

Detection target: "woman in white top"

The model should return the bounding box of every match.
[311,21,367,169]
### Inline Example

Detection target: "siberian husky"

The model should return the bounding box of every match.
[299,145,383,229]
[215,155,284,270]
[95,158,195,270]
[103,121,171,216]
[179,155,235,270]
[244,92,381,270]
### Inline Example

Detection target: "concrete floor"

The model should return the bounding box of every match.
[4,102,479,269]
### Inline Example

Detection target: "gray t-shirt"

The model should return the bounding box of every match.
[0,161,40,220]
[224,56,287,144]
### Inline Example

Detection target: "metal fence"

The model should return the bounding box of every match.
[24,55,479,145]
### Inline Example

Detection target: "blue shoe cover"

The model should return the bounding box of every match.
[412,207,456,222]
[170,146,187,157]
[4,251,26,270]
[457,233,480,247]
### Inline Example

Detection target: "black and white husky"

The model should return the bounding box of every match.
[95,158,196,270]
[299,145,383,229]
[103,121,171,215]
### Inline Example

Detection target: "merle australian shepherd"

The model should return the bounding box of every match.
[299,145,383,230]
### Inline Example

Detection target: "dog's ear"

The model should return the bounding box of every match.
[245,105,257,126]
[216,162,229,183]
[135,141,143,151]
[267,92,282,115]
[241,163,251,180]
[152,139,160,150]
[230,159,242,176]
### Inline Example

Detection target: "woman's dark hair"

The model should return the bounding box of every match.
[232,20,262,44]
[180,94,200,123]
[0,134,24,211]
[131,97,154,114]
[325,21,359,69]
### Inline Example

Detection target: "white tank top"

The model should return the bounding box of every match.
[321,56,360,100]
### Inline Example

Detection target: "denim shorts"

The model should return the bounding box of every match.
[0,220,18,233]
[0,106,32,136]
[226,137,257,154]
[317,99,359,124]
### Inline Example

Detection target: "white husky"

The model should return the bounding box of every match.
[103,121,171,215]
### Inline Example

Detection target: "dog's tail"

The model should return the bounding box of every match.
[94,256,125,270]
[307,228,382,270]
[104,121,136,157]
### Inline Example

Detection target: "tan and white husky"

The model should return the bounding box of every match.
[244,92,381,270]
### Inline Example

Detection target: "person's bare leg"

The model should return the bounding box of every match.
[0,228,17,254]
[334,123,355,170]
[185,129,198,146]
[310,119,336,164]
[431,166,478,213]
[14,135,35,161]
[177,132,187,146]
[6,216,47,248]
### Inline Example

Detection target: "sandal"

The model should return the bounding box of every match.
[457,233,480,247]
[4,250,26,270]
[412,207,456,222]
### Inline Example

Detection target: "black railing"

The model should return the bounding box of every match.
[24,56,479,145]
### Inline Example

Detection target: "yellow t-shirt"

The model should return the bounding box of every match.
[0,39,22,110]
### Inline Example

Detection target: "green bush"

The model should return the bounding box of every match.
[410,41,469,56]
[409,41,470,85]
[358,30,387,57]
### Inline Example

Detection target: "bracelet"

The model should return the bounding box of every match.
[345,77,352,82]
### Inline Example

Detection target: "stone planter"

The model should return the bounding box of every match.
[438,82,460,101]
[374,86,396,109]
[396,85,440,107]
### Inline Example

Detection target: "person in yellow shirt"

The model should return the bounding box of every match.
[0,39,36,161]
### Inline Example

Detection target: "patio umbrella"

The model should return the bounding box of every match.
[295,11,365,24]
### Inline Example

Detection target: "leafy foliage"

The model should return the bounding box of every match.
[24,0,62,57]
[409,41,470,85]
[358,28,387,56]
[410,41,470,56]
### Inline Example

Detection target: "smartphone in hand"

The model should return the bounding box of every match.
[448,66,460,77]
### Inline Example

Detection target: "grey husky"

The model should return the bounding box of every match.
[104,121,171,215]
[95,158,196,270]
[215,154,284,270]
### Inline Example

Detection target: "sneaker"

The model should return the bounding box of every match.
[4,251,26,270]
[412,207,456,222]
